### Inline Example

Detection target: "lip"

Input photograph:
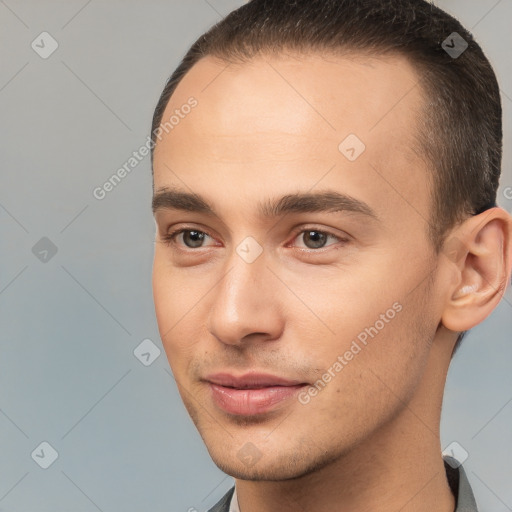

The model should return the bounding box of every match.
[204,372,308,416]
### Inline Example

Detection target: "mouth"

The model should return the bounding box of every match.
[204,372,309,416]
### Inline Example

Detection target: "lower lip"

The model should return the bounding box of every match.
[208,383,306,415]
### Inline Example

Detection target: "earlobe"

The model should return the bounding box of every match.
[440,208,512,333]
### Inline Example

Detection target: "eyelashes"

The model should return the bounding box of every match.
[160,226,349,252]
[161,228,212,249]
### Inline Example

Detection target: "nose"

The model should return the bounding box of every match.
[206,248,284,347]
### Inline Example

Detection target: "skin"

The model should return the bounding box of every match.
[151,52,512,512]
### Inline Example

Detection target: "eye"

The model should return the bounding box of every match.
[161,226,348,252]
[291,229,347,250]
[161,228,215,249]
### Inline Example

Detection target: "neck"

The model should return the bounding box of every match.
[235,329,457,512]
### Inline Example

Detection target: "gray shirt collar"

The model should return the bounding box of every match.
[444,455,479,511]
[219,455,478,512]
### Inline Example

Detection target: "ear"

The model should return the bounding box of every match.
[441,207,512,332]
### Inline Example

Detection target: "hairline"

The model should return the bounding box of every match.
[152,47,443,251]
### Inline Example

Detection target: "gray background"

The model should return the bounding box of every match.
[0,1,511,510]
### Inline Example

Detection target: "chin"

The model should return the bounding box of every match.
[207,441,343,482]
[212,457,306,481]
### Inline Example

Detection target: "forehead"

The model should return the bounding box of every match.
[158,52,423,145]
[153,52,431,234]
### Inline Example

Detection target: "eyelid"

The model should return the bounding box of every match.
[287,221,350,238]
[286,225,350,250]
[162,224,350,252]
[161,226,217,248]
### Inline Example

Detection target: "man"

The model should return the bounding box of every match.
[150,1,512,510]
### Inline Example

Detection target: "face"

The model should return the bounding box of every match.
[152,52,446,480]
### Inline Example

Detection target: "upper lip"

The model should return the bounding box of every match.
[204,372,307,389]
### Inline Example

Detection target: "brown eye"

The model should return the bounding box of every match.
[181,230,207,248]
[293,229,344,250]
[163,228,215,249]
[302,230,328,249]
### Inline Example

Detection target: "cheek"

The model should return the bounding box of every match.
[152,256,197,365]
[345,285,434,405]
[308,309,430,440]
[283,256,433,393]
[152,260,175,333]
[152,251,200,328]
[277,261,403,352]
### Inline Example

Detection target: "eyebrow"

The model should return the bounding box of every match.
[152,187,379,221]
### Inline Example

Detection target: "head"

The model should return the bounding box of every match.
[150,0,512,481]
